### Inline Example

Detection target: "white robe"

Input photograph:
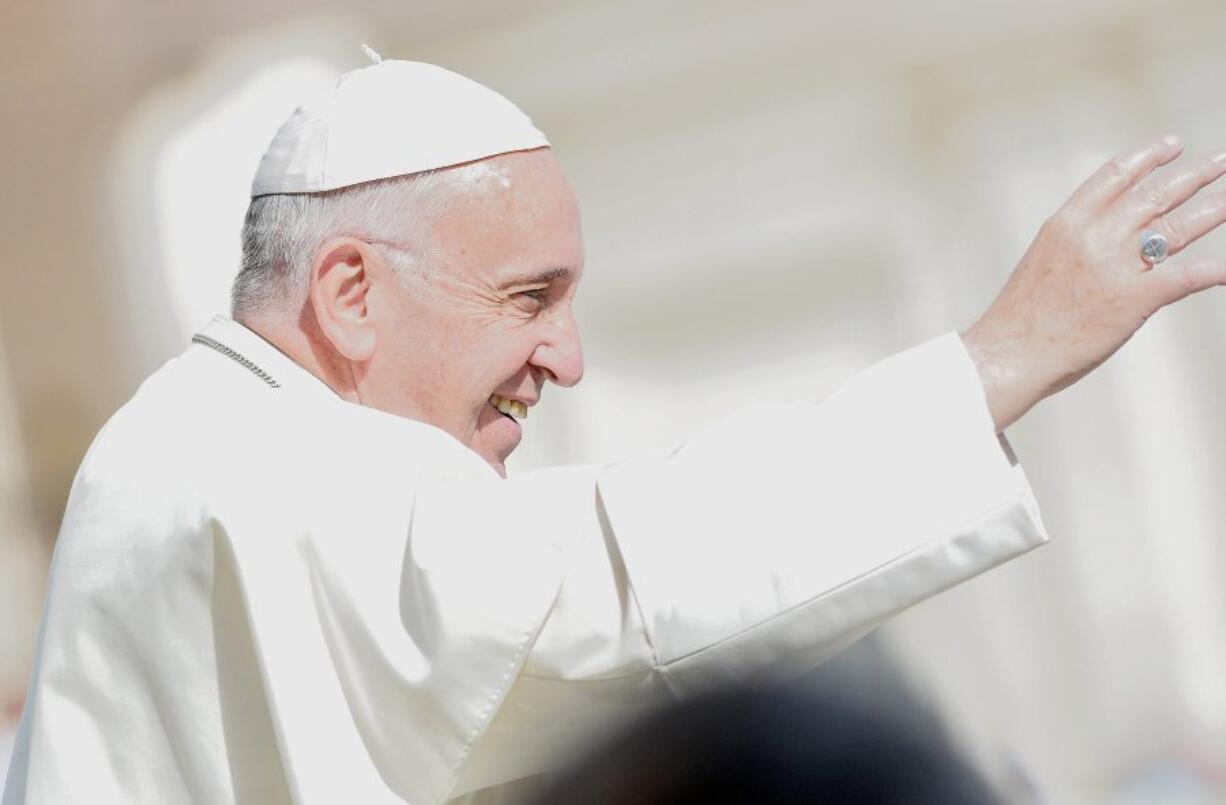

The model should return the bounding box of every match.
[2,316,1047,804]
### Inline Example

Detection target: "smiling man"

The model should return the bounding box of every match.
[7,57,1226,805]
[231,146,585,478]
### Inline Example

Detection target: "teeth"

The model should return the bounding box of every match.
[490,394,528,420]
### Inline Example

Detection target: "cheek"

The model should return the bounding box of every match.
[475,320,535,363]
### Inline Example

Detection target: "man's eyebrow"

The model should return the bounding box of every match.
[505,267,572,286]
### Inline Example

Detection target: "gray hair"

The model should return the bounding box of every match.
[231,170,451,320]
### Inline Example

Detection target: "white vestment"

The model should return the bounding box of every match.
[3,316,1047,804]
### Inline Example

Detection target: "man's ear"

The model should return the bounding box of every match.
[308,237,378,362]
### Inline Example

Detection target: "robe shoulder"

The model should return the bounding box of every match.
[63,345,487,556]
[15,342,530,805]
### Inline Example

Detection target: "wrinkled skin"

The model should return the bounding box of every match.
[353,149,586,476]
[255,147,586,477]
[964,136,1226,430]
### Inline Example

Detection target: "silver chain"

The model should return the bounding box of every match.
[191,334,281,388]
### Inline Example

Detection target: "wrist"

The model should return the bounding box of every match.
[959,325,1038,433]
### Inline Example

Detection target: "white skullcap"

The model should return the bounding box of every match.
[251,56,549,197]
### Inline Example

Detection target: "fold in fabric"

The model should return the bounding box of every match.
[5,321,1047,805]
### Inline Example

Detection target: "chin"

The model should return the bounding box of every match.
[483,435,521,475]
[471,439,512,478]
[476,447,509,478]
[473,405,521,477]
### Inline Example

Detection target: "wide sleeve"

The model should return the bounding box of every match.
[446,332,1048,797]
[598,331,1046,689]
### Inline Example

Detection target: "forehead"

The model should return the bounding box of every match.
[445,149,578,217]
[429,149,584,278]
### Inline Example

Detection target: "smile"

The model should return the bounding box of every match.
[489,394,528,420]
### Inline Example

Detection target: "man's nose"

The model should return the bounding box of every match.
[532,310,584,388]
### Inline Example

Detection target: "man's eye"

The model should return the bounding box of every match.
[518,288,549,305]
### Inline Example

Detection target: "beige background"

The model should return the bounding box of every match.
[4,0,1226,800]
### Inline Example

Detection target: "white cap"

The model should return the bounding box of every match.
[251,56,549,197]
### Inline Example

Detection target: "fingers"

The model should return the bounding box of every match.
[1145,257,1226,307]
[1067,135,1183,212]
[1116,151,1226,228]
[1145,191,1226,259]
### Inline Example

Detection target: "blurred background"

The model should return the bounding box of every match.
[4,0,1226,800]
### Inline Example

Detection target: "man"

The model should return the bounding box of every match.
[5,57,1226,804]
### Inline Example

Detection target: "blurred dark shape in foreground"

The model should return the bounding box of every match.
[533,684,1000,805]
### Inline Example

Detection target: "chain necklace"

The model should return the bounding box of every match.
[191,334,281,388]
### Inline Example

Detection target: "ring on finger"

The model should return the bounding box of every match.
[1139,229,1170,265]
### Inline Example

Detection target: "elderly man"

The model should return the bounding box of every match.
[5,58,1226,804]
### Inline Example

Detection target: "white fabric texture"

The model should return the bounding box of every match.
[250,60,549,197]
[3,316,1047,804]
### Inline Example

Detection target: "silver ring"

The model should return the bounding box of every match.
[1140,230,1169,265]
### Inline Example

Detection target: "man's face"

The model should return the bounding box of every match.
[361,148,585,476]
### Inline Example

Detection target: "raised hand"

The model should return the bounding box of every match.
[963,136,1226,431]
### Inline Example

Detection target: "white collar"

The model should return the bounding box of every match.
[192,315,500,479]
[193,315,343,406]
